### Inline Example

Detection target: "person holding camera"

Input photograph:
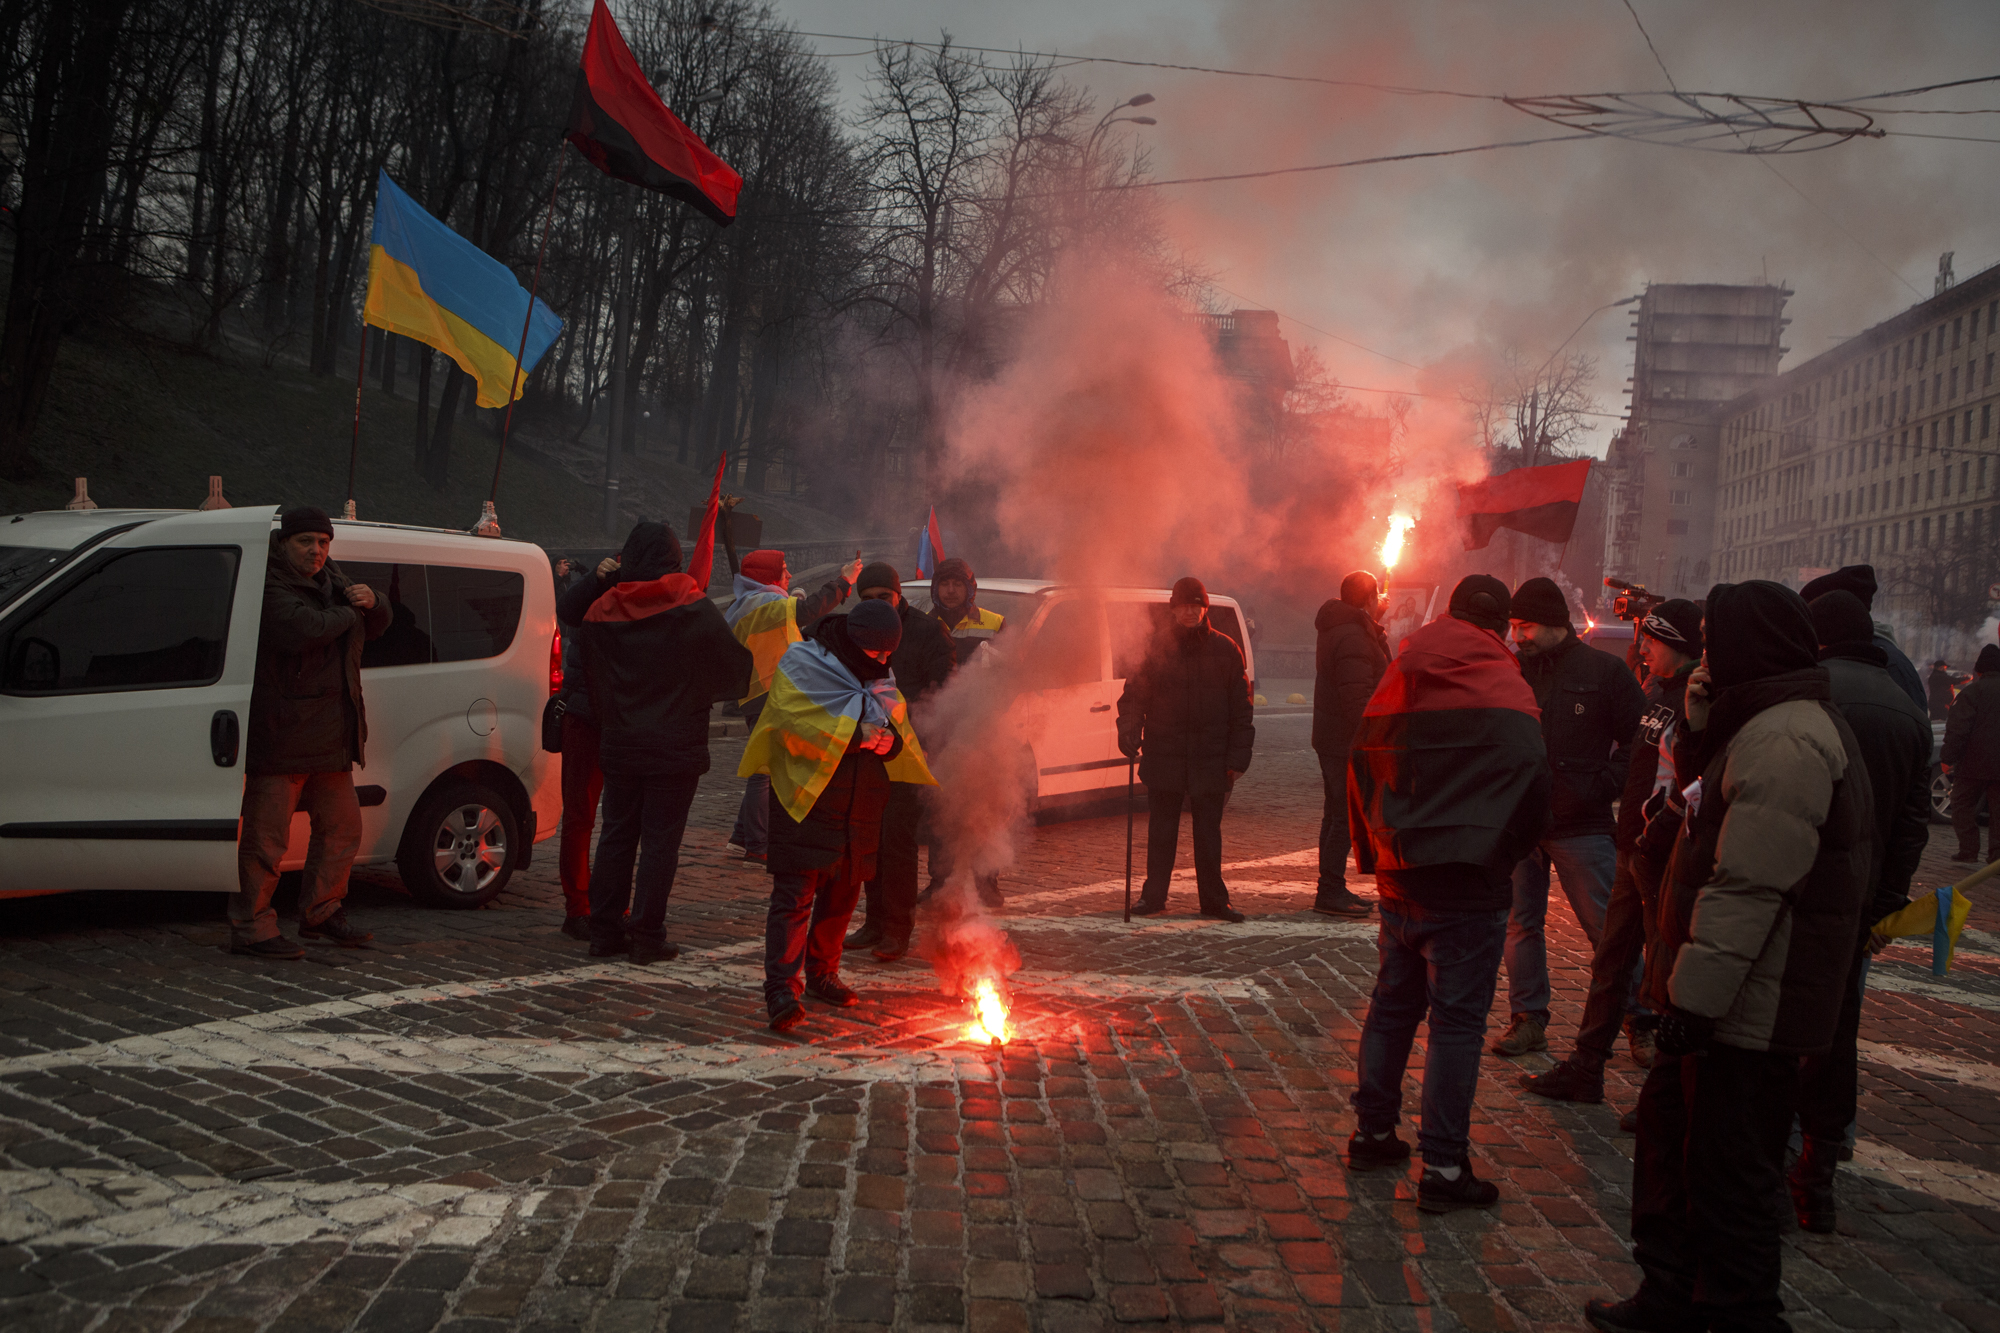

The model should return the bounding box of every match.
[232,507,390,959]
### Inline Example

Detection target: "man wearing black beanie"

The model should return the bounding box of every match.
[1798,564,1925,709]
[1493,576,1644,1061]
[1589,580,1874,1333]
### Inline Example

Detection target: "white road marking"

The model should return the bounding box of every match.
[1858,1040,2000,1095]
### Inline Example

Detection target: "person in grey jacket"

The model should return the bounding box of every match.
[232,507,390,959]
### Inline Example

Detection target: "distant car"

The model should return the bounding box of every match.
[902,578,1257,814]
[0,507,561,906]
[1580,619,1636,659]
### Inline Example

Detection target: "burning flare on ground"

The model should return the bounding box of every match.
[1381,514,1415,570]
[964,977,1013,1045]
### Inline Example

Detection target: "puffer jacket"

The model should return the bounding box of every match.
[1311,599,1389,756]
[1115,620,1255,794]
[1518,632,1645,840]
[1651,669,1874,1055]
[248,551,391,775]
[1942,655,2000,782]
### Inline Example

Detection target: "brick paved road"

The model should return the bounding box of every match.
[2,706,1997,1332]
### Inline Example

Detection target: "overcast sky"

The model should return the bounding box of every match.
[770,0,2000,456]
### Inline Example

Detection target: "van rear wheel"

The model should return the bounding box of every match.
[398,780,518,908]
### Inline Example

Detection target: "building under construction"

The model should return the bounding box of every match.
[1601,282,1792,600]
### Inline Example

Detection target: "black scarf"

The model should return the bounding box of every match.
[815,615,892,683]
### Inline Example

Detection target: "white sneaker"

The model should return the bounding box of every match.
[725,841,746,855]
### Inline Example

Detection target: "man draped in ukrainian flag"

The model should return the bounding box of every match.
[741,598,932,1033]
[724,547,862,864]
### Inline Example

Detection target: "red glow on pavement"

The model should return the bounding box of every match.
[964,978,1012,1045]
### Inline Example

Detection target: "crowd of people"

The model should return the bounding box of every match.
[231,506,1996,1330]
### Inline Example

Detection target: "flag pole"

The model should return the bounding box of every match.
[346,323,368,521]
[483,146,570,535]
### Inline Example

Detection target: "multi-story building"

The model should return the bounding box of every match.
[1602,283,1792,599]
[1711,260,2000,645]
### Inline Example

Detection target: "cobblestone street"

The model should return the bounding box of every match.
[2,707,1997,1332]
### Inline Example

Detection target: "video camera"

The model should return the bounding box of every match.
[1604,577,1663,623]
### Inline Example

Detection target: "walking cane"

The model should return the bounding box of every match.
[1124,757,1136,924]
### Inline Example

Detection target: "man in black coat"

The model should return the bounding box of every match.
[566,523,752,964]
[1943,644,2000,864]
[232,507,392,959]
[845,562,958,960]
[1117,577,1255,921]
[1524,599,1702,1106]
[1799,565,1926,709]
[1494,577,1645,1059]
[1311,571,1390,918]
[1786,591,1932,1233]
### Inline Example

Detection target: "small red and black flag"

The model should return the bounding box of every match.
[565,0,742,226]
[1456,458,1591,550]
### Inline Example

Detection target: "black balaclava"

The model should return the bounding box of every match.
[619,522,682,582]
[1808,591,1880,662]
[1799,564,1878,612]
[1703,580,1818,691]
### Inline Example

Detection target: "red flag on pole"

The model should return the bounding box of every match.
[1456,459,1592,550]
[687,453,727,590]
[565,0,742,226]
[917,506,943,576]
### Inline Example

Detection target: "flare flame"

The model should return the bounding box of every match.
[965,978,1012,1045]
[1381,514,1416,570]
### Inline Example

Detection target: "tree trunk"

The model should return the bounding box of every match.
[414,346,433,471]
[428,362,466,489]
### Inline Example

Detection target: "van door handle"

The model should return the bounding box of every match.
[211,710,240,767]
[1090,703,1112,713]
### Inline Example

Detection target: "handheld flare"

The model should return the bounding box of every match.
[1381,514,1415,572]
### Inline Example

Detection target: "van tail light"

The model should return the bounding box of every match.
[549,622,563,695]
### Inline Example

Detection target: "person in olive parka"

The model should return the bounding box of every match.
[1116,577,1256,921]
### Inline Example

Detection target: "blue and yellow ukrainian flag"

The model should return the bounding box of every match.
[364,171,562,408]
[1874,883,1977,976]
[726,575,802,703]
[739,639,933,823]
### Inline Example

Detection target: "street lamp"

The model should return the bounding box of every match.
[1536,294,1640,382]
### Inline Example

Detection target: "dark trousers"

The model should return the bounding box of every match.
[861,782,922,939]
[1796,943,1870,1144]
[587,772,699,948]
[1951,776,1998,860]
[233,772,361,942]
[766,852,866,1009]
[1570,849,1661,1072]
[1315,750,1352,899]
[559,712,604,918]
[1352,901,1508,1168]
[1139,787,1228,910]
[1632,1045,1798,1332]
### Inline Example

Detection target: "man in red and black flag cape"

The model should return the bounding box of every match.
[1344,574,1552,1213]
[566,0,742,226]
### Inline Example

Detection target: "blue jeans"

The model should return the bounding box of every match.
[588,772,699,948]
[1505,834,1617,1022]
[1353,902,1509,1168]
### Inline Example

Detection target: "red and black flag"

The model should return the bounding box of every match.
[565,0,742,226]
[1347,614,1551,886]
[1456,458,1591,550]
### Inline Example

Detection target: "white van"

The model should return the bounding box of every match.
[0,506,560,907]
[902,578,1257,808]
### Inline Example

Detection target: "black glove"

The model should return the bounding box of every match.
[1117,728,1140,760]
[1653,1006,1715,1059]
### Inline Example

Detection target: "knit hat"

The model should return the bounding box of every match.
[1799,564,1878,612]
[846,597,903,653]
[1448,575,1511,633]
[1339,570,1380,609]
[1977,644,2000,675]
[277,506,333,540]
[1808,591,1875,652]
[1640,598,1704,656]
[1511,577,1571,628]
[741,549,787,587]
[1170,577,1208,607]
[856,561,903,598]
[1704,581,1817,691]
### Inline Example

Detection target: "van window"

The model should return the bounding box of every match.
[1022,597,1104,689]
[339,562,435,669]
[1107,600,1167,680]
[429,566,524,662]
[2,547,238,694]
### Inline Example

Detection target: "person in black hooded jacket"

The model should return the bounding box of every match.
[1310,571,1390,918]
[1798,564,1925,709]
[1785,590,1933,1233]
[1116,577,1255,921]
[565,522,751,963]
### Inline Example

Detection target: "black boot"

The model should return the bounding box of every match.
[1789,1135,1840,1233]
